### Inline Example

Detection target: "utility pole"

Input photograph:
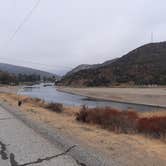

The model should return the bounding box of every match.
[151,32,154,43]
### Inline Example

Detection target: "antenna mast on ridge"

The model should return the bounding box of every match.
[151,32,154,43]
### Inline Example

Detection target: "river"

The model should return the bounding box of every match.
[19,84,165,112]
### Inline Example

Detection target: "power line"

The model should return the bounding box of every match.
[3,0,41,48]
[0,1,72,72]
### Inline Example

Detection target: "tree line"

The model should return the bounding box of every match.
[0,71,55,85]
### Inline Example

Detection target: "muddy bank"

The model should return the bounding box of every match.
[58,87,166,108]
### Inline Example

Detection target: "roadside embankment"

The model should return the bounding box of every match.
[0,92,166,166]
[58,87,166,108]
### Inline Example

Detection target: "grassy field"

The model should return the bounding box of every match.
[0,91,166,166]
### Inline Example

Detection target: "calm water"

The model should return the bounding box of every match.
[19,84,165,112]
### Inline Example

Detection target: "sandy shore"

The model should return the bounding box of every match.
[58,87,166,107]
[0,92,166,166]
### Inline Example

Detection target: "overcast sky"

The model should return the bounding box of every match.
[0,0,166,75]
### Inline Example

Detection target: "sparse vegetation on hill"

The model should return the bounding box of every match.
[65,58,118,77]
[60,42,166,86]
[0,63,59,79]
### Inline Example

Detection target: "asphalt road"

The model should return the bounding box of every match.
[0,106,78,166]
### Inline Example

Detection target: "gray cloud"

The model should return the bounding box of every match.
[0,0,166,75]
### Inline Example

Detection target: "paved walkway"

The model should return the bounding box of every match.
[0,106,78,166]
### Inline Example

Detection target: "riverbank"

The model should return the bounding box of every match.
[0,91,166,165]
[58,87,166,108]
[0,85,20,94]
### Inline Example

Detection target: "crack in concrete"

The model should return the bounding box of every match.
[10,145,77,166]
[0,138,78,166]
[0,141,8,160]
[76,160,87,166]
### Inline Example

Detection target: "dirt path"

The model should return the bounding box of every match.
[58,87,166,107]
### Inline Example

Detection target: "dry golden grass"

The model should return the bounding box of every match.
[139,110,166,118]
[0,93,166,166]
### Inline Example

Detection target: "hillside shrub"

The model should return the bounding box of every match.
[76,106,138,133]
[137,117,166,138]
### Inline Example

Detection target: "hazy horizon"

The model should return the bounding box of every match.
[0,0,166,75]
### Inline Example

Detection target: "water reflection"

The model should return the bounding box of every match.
[19,84,165,112]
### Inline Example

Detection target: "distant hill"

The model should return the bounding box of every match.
[65,58,118,77]
[0,63,59,79]
[60,42,166,86]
